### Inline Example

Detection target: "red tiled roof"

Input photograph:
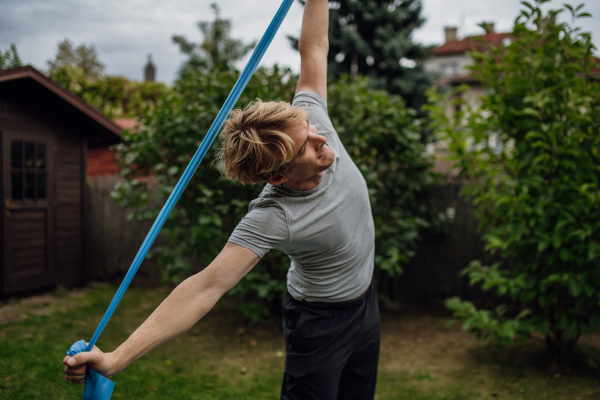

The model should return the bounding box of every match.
[114,118,139,130]
[432,32,512,56]
[592,56,600,76]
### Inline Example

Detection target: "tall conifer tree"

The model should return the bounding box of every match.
[289,0,434,110]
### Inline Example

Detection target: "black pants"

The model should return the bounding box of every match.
[281,281,381,400]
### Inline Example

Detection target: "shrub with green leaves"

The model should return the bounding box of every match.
[112,67,441,323]
[426,0,600,371]
[50,65,170,119]
[0,44,22,69]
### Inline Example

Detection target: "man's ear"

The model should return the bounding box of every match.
[268,174,289,186]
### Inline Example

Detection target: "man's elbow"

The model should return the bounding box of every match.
[184,269,228,301]
[298,38,329,58]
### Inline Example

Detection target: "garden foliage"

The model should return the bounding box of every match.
[111,68,441,322]
[47,39,169,119]
[47,39,105,79]
[0,44,22,69]
[426,0,600,370]
[50,66,169,119]
[172,3,256,76]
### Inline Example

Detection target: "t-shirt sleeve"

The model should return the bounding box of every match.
[228,205,290,258]
[292,90,340,147]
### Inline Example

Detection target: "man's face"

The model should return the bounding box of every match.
[284,121,335,182]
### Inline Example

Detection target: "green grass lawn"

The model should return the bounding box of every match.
[1,284,599,399]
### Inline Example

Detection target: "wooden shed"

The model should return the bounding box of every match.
[0,66,121,297]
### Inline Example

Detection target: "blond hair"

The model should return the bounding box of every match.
[217,100,308,185]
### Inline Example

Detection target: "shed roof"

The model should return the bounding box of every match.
[0,66,122,145]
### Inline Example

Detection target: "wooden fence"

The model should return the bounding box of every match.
[86,176,161,286]
[378,184,496,306]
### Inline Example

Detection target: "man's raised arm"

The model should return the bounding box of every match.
[295,0,329,100]
[63,242,259,383]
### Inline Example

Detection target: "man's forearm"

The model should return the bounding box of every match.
[104,243,259,376]
[108,271,222,375]
[298,0,329,54]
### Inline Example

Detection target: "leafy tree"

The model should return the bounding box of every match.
[0,44,22,69]
[172,3,256,75]
[46,40,169,119]
[47,39,105,79]
[426,0,600,372]
[288,0,435,110]
[111,67,444,323]
[50,65,170,119]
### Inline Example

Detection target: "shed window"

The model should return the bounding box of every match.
[25,172,35,200]
[25,142,35,168]
[37,173,47,199]
[11,172,23,200]
[11,141,22,168]
[10,140,48,201]
[37,144,47,169]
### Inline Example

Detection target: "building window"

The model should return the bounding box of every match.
[452,64,458,75]
[10,140,47,201]
[441,64,447,76]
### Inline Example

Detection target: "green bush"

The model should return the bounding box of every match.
[50,65,170,119]
[426,0,600,371]
[0,44,22,69]
[112,67,442,322]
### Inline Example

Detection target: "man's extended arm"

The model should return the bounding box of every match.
[63,242,259,382]
[295,0,329,100]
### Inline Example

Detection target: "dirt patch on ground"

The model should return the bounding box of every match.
[379,311,474,376]
[0,290,85,325]
[0,304,28,324]
[376,308,600,399]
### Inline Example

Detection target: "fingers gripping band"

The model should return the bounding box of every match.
[66,340,115,400]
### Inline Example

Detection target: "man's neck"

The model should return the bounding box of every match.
[285,172,324,191]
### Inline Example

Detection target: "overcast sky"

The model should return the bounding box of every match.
[1,0,598,84]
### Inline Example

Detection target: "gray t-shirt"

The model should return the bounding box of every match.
[228,90,375,302]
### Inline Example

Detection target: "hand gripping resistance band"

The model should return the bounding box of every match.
[67,1,295,398]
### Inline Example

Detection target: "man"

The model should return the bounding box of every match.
[63,1,380,398]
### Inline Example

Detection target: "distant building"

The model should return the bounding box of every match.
[144,55,156,82]
[426,24,510,85]
[424,24,600,178]
[425,23,511,115]
[423,24,511,177]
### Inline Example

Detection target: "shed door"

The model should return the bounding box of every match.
[2,130,55,295]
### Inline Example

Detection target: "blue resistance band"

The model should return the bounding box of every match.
[67,1,295,398]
